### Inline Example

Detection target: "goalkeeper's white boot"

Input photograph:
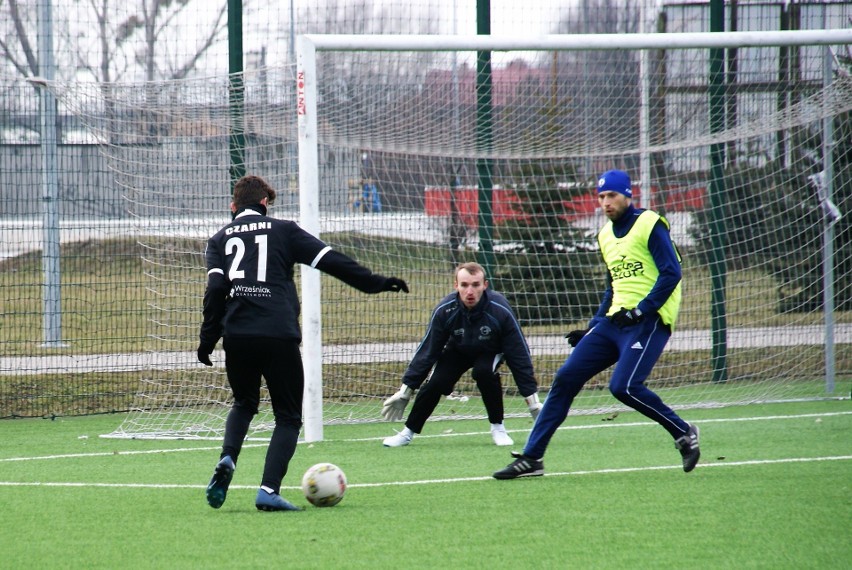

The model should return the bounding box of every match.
[490,423,514,446]
[383,427,414,447]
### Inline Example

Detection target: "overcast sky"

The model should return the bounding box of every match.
[435,0,568,35]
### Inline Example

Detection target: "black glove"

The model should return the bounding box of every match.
[383,277,409,293]
[565,328,590,347]
[610,307,643,328]
[197,344,214,366]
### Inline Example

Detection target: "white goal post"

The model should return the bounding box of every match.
[52,24,849,441]
[296,29,852,442]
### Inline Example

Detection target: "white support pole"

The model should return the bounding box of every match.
[292,27,852,436]
[303,29,852,53]
[296,36,324,442]
[38,0,66,348]
[638,3,652,210]
[821,26,837,395]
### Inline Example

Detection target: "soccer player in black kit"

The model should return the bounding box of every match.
[199,175,408,512]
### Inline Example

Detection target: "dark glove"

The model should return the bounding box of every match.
[565,328,590,347]
[383,277,409,293]
[610,307,644,328]
[197,344,214,366]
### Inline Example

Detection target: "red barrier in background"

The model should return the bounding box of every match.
[424,185,705,227]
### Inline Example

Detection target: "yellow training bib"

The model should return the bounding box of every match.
[597,210,681,328]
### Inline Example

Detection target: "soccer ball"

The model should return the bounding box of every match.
[301,463,347,507]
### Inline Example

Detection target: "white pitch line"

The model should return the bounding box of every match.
[0,442,268,463]
[344,410,852,442]
[0,455,850,492]
[2,410,850,464]
[344,455,852,487]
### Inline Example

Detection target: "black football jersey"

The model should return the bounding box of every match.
[200,207,387,344]
[401,289,536,392]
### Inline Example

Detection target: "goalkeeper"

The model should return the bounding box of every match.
[381,262,542,448]
[493,170,700,480]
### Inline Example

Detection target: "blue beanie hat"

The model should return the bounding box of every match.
[597,170,632,198]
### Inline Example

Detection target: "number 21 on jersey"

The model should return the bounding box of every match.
[225,234,268,282]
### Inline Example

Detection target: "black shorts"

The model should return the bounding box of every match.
[223,336,304,424]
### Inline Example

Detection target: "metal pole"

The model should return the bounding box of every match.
[38,0,65,348]
[449,0,462,264]
[639,2,651,210]
[289,0,297,193]
[475,0,494,278]
[820,11,837,395]
[228,0,245,187]
[289,0,295,66]
[708,0,728,382]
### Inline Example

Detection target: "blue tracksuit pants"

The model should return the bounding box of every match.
[523,316,689,460]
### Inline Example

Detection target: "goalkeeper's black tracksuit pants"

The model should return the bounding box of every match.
[404,349,506,433]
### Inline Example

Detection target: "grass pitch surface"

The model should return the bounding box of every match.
[0,399,849,569]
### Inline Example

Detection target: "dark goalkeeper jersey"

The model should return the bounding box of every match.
[402,289,536,393]
[199,205,389,345]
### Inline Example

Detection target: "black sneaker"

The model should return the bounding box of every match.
[206,455,235,509]
[493,451,544,480]
[675,423,700,473]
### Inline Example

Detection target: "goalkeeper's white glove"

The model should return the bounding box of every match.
[381,384,414,421]
[525,393,543,420]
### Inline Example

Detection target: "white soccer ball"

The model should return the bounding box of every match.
[301,462,347,507]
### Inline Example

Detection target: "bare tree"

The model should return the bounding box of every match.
[0,0,227,83]
[544,0,643,177]
[130,0,227,82]
[0,0,39,78]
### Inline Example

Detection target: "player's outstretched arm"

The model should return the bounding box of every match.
[381,277,409,293]
[314,249,408,294]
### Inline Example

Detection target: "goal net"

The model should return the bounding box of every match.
[46,31,852,440]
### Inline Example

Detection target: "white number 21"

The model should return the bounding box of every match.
[225,235,268,282]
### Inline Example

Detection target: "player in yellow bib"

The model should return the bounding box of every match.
[494,170,700,480]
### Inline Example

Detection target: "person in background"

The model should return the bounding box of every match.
[493,169,699,480]
[198,174,408,511]
[381,262,542,448]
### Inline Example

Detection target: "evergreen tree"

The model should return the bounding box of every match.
[691,110,852,313]
[490,162,603,326]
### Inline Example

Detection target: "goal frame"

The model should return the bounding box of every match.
[296,29,852,442]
